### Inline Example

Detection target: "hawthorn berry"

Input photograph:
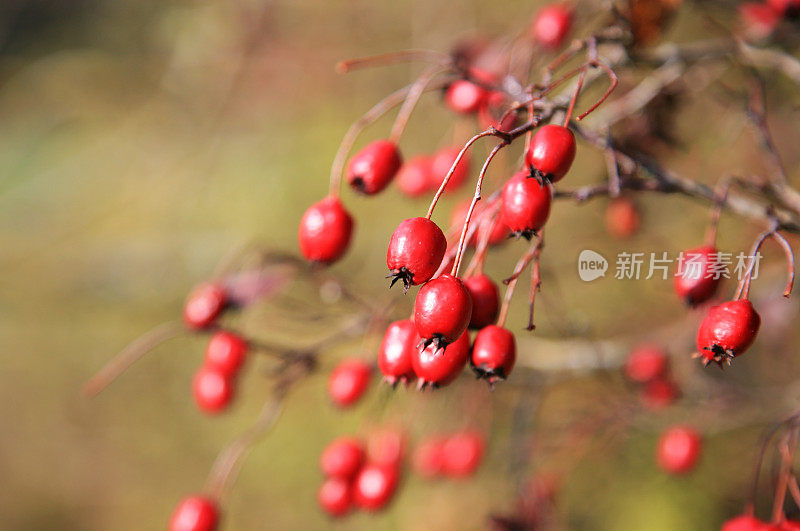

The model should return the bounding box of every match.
[695,299,761,366]
[525,125,576,183]
[442,431,485,477]
[470,325,516,384]
[414,274,473,351]
[366,428,405,467]
[673,245,722,306]
[411,330,470,388]
[204,331,248,378]
[183,283,227,330]
[192,367,233,414]
[320,437,365,479]
[766,0,800,16]
[464,274,500,329]
[500,170,552,240]
[656,426,702,475]
[623,344,668,384]
[444,79,487,114]
[412,436,446,478]
[328,359,372,407]
[386,217,447,290]
[346,139,402,195]
[451,199,509,247]
[739,2,781,40]
[639,379,679,410]
[298,196,354,264]
[352,463,400,511]
[317,477,352,517]
[531,3,573,49]
[430,147,471,192]
[377,320,419,385]
[722,515,770,531]
[169,496,219,531]
[605,196,641,239]
[396,156,433,198]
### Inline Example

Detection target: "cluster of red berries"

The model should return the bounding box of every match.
[411,430,485,478]
[317,430,403,517]
[398,147,471,198]
[739,0,799,41]
[192,331,248,414]
[623,344,679,410]
[723,514,800,530]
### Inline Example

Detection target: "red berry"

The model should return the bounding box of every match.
[623,344,668,384]
[470,325,516,384]
[500,170,552,240]
[328,359,372,407]
[169,496,219,531]
[430,147,471,192]
[317,477,352,517]
[412,436,446,478]
[656,426,702,475]
[396,156,434,198]
[192,368,233,414]
[450,199,509,247]
[442,431,485,477]
[782,521,800,530]
[525,124,576,182]
[605,197,641,239]
[639,379,679,410]
[445,80,487,114]
[353,463,400,511]
[377,320,419,385]
[673,245,722,306]
[739,2,781,40]
[320,437,365,479]
[696,300,761,366]
[366,428,405,467]
[183,283,227,330]
[463,274,500,329]
[722,515,769,531]
[414,274,473,350]
[387,217,447,290]
[204,331,248,378]
[298,196,354,264]
[346,140,402,195]
[531,4,573,49]
[412,330,470,388]
[766,0,800,16]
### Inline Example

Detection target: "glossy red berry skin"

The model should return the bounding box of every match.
[346,140,402,195]
[204,331,248,378]
[169,496,219,531]
[525,125,576,182]
[531,4,573,49]
[192,368,233,414]
[317,477,352,517]
[328,359,372,408]
[739,2,781,41]
[463,274,500,329]
[673,245,721,306]
[412,436,446,478]
[442,431,485,477]
[605,197,641,239]
[445,80,487,114]
[501,170,552,240]
[396,156,433,198]
[623,344,668,384]
[656,426,702,475]
[722,515,770,531]
[183,283,227,330]
[298,196,354,264]
[414,274,473,350]
[353,463,400,511]
[412,330,470,388]
[470,325,516,384]
[386,217,447,290]
[320,437,365,479]
[696,300,761,366]
[377,320,419,385]
[430,147,471,192]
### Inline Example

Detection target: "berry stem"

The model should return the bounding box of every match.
[82,320,184,398]
[704,178,733,247]
[734,227,794,300]
[497,237,540,328]
[771,431,797,523]
[389,63,449,144]
[527,231,545,331]
[576,59,619,121]
[336,49,450,73]
[464,202,501,278]
[563,66,587,126]
[451,142,508,277]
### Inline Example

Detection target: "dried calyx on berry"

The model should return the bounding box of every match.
[412,330,470,389]
[470,324,517,386]
[386,217,447,291]
[500,169,552,241]
[345,140,402,195]
[695,299,761,367]
[377,319,419,386]
[525,124,576,184]
[413,274,473,352]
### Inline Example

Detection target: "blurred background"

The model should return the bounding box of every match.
[1,0,799,529]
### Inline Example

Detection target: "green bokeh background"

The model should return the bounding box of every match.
[1,1,799,529]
